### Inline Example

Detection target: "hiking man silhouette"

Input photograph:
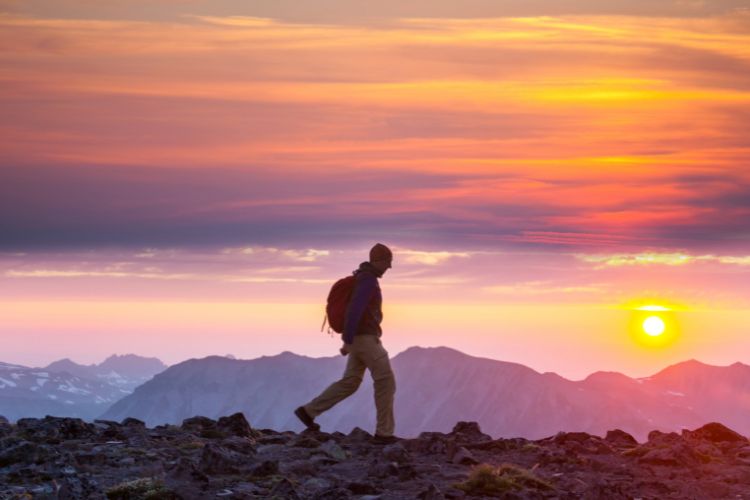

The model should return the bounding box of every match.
[295,243,397,444]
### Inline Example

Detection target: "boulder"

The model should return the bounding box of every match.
[451,422,492,443]
[121,417,145,427]
[320,440,348,461]
[605,429,638,448]
[684,423,748,444]
[638,441,703,467]
[347,426,372,442]
[217,412,258,438]
[181,416,218,436]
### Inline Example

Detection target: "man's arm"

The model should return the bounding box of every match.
[342,273,377,345]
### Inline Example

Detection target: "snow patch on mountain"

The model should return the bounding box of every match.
[57,381,92,396]
[0,377,17,388]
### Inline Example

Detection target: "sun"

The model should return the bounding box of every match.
[627,302,680,348]
[642,315,665,336]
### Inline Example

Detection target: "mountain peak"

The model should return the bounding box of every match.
[582,370,635,387]
[395,345,469,360]
[652,359,722,379]
[98,354,167,376]
[44,358,87,373]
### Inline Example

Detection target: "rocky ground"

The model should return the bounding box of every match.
[1,414,750,499]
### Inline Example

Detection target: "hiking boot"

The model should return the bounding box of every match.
[371,434,400,445]
[294,406,320,432]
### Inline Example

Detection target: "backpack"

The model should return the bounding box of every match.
[321,275,357,334]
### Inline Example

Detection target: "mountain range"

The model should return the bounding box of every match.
[100,346,750,441]
[0,355,167,421]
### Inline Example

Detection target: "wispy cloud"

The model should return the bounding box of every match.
[397,249,471,265]
[4,270,197,280]
[576,252,750,267]
[2,10,749,253]
[223,247,330,262]
[482,280,607,296]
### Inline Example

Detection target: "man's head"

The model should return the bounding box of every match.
[369,243,393,274]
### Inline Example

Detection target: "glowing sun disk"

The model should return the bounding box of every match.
[643,316,665,336]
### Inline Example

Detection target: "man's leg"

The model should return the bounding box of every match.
[303,349,366,418]
[359,336,396,437]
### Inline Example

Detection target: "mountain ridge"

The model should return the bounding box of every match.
[0,354,168,421]
[100,346,750,441]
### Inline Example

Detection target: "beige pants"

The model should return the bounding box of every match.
[304,335,396,436]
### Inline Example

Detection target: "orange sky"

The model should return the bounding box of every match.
[1,2,749,377]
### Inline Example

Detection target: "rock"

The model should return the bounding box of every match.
[181,416,221,437]
[647,430,680,444]
[311,487,352,500]
[382,442,410,463]
[0,441,52,467]
[605,429,638,448]
[15,416,95,442]
[93,420,126,440]
[181,415,216,429]
[293,435,322,448]
[217,412,258,438]
[684,422,748,444]
[444,487,467,499]
[735,445,750,464]
[198,443,248,474]
[220,435,257,455]
[451,446,479,465]
[319,439,348,461]
[347,426,372,441]
[451,422,492,443]
[347,481,379,494]
[57,475,100,500]
[419,483,446,500]
[3,414,750,499]
[284,458,318,476]
[553,431,593,445]
[302,477,333,492]
[74,449,111,466]
[0,425,10,439]
[269,477,300,499]
[368,460,399,478]
[257,433,292,445]
[249,459,279,477]
[121,417,145,427]
[396,462,419,481]
[164,457,209,489]
[638,441,703,467]
[411,432,449,454]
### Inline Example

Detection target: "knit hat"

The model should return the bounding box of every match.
[369,243,393,263]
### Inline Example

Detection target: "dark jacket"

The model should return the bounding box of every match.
[342,262,383,344]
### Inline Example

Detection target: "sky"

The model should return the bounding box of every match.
[1,0,749,379]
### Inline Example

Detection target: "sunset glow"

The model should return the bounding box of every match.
[1,1,749,378]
